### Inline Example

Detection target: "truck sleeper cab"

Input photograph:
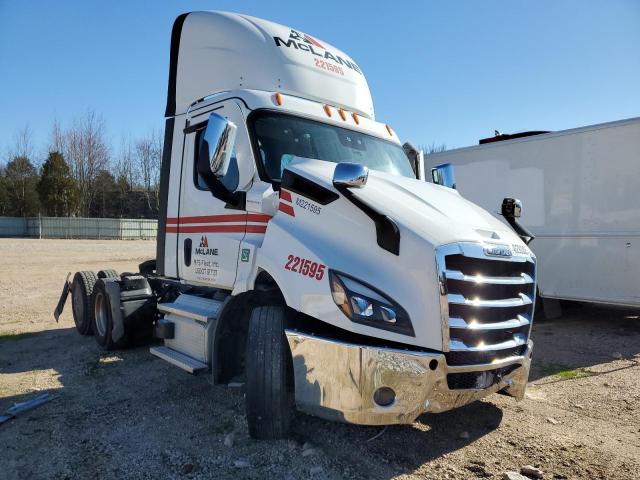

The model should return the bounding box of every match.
[55,11,536,439]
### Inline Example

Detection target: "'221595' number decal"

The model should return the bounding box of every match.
[284,255,326,280]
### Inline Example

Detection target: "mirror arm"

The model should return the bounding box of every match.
[202,176,245,209]
[503,216,535,245]
[196,156,245,209]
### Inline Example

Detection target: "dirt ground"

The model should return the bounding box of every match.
[0,238,639,480]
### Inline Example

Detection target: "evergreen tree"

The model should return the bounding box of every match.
[37,151,79,216]
[0,167,9,216]
[4,156,40,216]
[90,169,120,218]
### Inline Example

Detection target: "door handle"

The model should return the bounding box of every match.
[184,238,192,266]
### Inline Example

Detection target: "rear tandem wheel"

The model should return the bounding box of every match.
[70,271,98,335]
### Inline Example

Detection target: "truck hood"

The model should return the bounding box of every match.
[287,158,526,249]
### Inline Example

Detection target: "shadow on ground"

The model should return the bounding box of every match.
[0,326,500,479]
[291,401,503,478]
[1,302,639,479]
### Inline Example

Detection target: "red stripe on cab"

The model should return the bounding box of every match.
[278,202,295,217]
[165,213,273,233]
[166,224,268,234]
[245,225,268,234]
[246,214,273,223]
[171,225,247,234]
[280,190,292,202]
[166,214,245,225]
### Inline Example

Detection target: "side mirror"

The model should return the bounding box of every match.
[196,112,243,207]
[501,197,522,218]
[333,162,369,188]
[198,112,237,178]
[431,163,456,189]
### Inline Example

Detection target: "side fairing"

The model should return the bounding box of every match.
[161,116,186,278]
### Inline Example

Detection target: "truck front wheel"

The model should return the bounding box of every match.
[71,271,98,335]
[245,305,293,439]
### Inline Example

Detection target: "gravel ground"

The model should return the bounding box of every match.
[0,238,639,479]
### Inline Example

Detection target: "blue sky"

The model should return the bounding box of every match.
[1,1,639,162]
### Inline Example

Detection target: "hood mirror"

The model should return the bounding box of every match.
[501,197,522,218]
[431,163,456,189]
[333,162,369,188]
[501,197,534,245]
[199,112,237,177]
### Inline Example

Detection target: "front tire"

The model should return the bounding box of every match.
[245,305,292,439]
[91,279,127,350]
[71,271,97,335]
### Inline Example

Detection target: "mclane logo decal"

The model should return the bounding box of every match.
[273,29,362,75]
[195,236,218,256]
[484,245,513,257]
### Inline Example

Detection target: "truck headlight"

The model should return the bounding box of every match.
[329,270,415,337]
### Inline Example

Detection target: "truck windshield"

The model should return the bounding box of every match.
[252,112,415,182]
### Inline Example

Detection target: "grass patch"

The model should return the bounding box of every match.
[0,331,40,342]
[537,363,594,379]
[556,368,593,379]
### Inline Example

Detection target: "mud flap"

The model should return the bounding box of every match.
[53,273,72,323]
[103,279,126,343]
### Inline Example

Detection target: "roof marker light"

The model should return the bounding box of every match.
[274,92,283,106]
[386,124,393,136]
[338,108,347,121]
[323,104,332,117]
[352,112,360,125]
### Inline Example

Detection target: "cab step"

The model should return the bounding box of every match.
[149,346,208,374]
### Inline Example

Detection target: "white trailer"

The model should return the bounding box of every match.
[55,11,537,439]
[426,117,640,311]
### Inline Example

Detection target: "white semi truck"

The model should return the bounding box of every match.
[426,118,640,314]
[55,11,537,439]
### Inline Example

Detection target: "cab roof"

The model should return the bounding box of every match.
[165,11,375,120]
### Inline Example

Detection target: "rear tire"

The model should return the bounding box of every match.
[138,259,156,276]
[97,269,119,279]
[91,279,127,350]
[245,305,292,439]
[71,271,97,335]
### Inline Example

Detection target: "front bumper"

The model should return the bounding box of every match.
[285,330,532,425]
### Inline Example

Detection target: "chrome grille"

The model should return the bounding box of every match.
[436,243,536,367]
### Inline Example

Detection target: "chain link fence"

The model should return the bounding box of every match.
[0,217,157,240]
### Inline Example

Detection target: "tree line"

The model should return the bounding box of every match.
[0,110,163,219]
[1,112,447,220]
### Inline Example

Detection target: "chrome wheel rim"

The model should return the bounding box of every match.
[94,292,108,337]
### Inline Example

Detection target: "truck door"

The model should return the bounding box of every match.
[174,100,248,288]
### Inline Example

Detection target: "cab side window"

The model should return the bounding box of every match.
[193,128,240,192]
